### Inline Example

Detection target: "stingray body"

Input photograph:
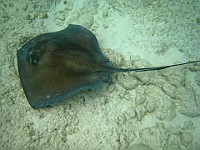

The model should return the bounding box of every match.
[17,24,199,109]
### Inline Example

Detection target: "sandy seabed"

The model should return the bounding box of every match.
[0,0,200,149]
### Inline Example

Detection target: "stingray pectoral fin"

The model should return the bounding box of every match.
[24,70,109,109]
[17,24,113,109]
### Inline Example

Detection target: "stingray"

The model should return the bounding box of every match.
[17,24,199,109]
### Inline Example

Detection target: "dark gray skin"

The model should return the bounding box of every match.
[17,24,199,109]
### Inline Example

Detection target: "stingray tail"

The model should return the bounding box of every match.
[102,60,199,73]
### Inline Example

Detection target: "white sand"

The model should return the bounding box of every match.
[0,0,200,149]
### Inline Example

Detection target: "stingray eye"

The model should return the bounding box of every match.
[27,48,41,65]
[29,54,39,65]
[32,55,39,65]
[32,56,38,64]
